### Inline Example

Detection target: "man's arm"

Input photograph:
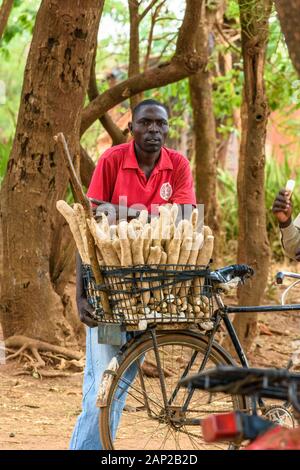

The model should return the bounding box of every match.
[280,223,300,261]
[76,252,98,328]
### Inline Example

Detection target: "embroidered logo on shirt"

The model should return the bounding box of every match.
[160,182,173,201]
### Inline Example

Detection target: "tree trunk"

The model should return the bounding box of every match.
[0,0,103,345]
[233,0,272,351]
[128,0,142,110]
[189,2,220,259]
[275,0,300,77]
[0,0,13,40]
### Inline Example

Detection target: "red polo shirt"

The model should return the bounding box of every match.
[87,140,196,212]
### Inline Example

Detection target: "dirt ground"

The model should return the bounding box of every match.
[1,263,300,450]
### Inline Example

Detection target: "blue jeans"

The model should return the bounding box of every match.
[70,327,137,450]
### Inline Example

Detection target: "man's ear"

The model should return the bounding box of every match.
[128,122,133,134]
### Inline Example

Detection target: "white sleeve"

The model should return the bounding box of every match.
[280,218,300,260]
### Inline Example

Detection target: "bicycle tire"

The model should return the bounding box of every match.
[99,330,246,450]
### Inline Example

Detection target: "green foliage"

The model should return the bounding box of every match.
[148,79,191,139]
[0,0,38,55]
[103,0,128,22]
[216,0,300,141]
[217,168,239,244]
[266,14,300,112]
[212,68,243,135]
[0,139,11,186]
[0,1,40,140]
[98,0,180,70]
[225,0,240,20]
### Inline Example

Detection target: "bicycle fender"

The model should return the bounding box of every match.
[96,357,119,408]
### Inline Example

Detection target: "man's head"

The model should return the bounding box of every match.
[128,99,169,154]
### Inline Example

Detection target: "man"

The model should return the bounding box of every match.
[70,99,196,450]
[272,188,300,260]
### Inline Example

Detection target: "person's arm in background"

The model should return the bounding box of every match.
[272,188,300,260]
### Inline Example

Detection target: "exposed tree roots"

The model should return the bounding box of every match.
[4,336,174,379]
[4,335,84,376]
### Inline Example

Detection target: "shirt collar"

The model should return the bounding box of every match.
[122,140,173,171]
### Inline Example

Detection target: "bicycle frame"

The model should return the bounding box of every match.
[101,267,300,438]
[222,303,300,364]
[162,293,300,416]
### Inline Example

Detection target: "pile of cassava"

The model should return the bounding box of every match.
[57,201,214,329]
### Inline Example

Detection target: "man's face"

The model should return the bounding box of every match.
[130,105,169,153]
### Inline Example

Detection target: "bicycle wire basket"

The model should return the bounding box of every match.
[82,264,215,330]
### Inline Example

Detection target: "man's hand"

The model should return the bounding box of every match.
[76,296,98,328]
[272,189,292,227]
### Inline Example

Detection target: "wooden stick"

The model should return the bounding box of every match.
[54,132,91,215]
[54,132,111,315]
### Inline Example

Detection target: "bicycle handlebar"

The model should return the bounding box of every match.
[276,271,300,284]
[209,264,254,285]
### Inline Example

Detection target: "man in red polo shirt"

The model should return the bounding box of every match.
[70,99,196,450]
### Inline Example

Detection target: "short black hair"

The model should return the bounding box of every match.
[132,99,170,119]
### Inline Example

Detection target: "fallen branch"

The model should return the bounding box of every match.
[141,359,173,378]
[12,370,77,378]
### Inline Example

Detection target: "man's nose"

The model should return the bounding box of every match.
[148,121,159,132]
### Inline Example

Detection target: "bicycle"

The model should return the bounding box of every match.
[83,262,300,450]
[180,365,300,450]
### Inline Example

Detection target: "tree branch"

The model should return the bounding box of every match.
[139,0,160,22]
[175,0,201,56]
[157,32,178,63]
[215,21,240,54]
[88,46,127,145]
[0,0,13,40]
[144,0,166,70]
[128,0,142,109]
[80,0,204,135]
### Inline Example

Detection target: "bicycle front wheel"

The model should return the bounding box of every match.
[99,331,246,450]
